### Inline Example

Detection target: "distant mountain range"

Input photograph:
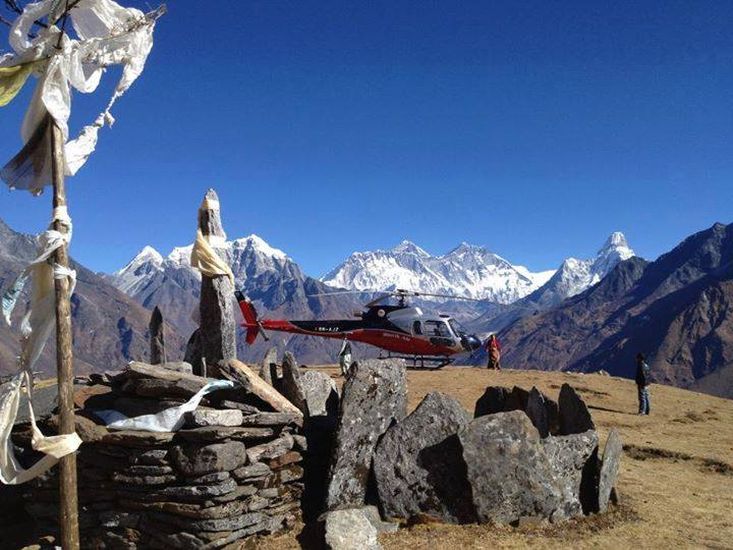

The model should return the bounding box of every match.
[109,235,363,364]
[471,232,636,333]
[493,222,733,398]
[321,240,555,304]
[2,215,730,398]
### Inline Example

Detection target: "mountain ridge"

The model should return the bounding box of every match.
[321,239,557,304]
[495,222,733,396]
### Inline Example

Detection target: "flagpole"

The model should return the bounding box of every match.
[50,118,80,550]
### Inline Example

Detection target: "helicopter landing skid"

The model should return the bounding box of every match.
[377,353,453,370]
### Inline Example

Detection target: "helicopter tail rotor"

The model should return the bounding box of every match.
[235,291,266,344]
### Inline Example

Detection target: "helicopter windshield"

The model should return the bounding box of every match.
[448,318,467,336]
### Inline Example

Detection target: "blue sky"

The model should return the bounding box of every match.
[1,0,731,277]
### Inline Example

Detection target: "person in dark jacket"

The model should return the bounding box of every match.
[635,353,651,415]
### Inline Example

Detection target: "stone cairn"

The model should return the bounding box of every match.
[320,360,623,550]
[14,359,306,548]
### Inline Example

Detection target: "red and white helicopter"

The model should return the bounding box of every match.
[236,288,483,368]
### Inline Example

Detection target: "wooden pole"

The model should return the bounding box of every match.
[50,119,80,550]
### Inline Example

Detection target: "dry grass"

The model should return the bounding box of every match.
[256,366,733,550]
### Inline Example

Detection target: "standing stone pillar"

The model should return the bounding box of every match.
[198,189,237,376]
[149,306,166,365]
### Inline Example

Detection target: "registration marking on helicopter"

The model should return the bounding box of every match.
[382,332,411,341]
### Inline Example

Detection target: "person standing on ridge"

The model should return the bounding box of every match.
[635,353,651,415]
[485,334,502,370]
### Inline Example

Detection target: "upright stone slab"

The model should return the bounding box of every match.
[458,411,564,524]
[373,392,475,523]
[542,430,599,518]
[301,371,339,418]
[326,359,407,510]
[474,386,510,417]
[184,328,204,377]
[281,352,308,415]
[198,189,237,375]
[597,428,622,513]
[558,384,595,435]
[300,372,340,519]
[149,306,166,365]
[260,347,278,386]
[506,386,530,411]
[525,387,559,438]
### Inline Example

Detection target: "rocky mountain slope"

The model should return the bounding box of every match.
[110,235,363,364]
[321,240,555,304]
[496,223,733,396]
[0,219,184,377]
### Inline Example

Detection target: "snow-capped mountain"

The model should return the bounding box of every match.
[110,234,362,364]
[469,232,637,334]
[114,235,293,293]
[526,232,636,308]
[321,240,555,304]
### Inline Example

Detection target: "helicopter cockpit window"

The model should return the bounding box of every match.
[448,318,466,336]
[424,320,452,337]
[412,321,422,335]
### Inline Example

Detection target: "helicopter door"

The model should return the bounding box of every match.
[412,320,423,335]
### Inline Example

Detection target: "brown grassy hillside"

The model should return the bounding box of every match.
[260,366,733,549]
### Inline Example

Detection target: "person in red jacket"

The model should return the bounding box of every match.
[485,334,502,370]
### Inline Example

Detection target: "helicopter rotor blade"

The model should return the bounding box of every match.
[394,288,485,302]
[308,290,376,297]
[309,288,486,303]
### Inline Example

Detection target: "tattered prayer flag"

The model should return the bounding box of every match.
[0,62,35,106]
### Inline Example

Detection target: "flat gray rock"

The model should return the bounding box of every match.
[374,392,475,523]
[281,351,309,415]
[458,411,564,524]
[161,361,194,374]
[241,411,303,427]
[326,359,407,510]
[174,426,274,443]
[542,429,599,518]
[232,462,272,481]
[169,441,247,476]
[360,505,399,534]
[246,433,294,463]
[598,428,622,513]
[558,384,595,435]
[186,408,243,428]
[301,370,339,417]
[323,508,381,550]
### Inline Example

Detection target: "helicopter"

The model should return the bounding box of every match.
[235,288,484,368]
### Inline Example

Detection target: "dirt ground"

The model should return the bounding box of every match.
[258,366,733,550]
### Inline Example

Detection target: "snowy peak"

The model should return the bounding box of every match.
[591,231,636,282]
[113,246,165,295]
[112,233,294,295]
[601,231,630,251]
[321,240,554,304]
[117,245,163,273]
[524,232,636,307]
[391,240,430,258]
[231,234,288,260]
